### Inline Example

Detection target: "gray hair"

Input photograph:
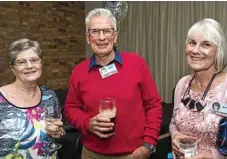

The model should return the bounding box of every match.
[8,38,42,65]
[85,8,117,31]
[186,18,227,72]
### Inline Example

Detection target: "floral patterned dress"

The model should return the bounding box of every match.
[170,74,227,158]
[0,86,59,159]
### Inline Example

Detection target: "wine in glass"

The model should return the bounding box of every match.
[44,100,62,153]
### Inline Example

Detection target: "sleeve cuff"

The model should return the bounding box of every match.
[172,131,181,140]
[143,137,157,146]
[81,117,91,135]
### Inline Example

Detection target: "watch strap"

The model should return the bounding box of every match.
[142,142,156,154]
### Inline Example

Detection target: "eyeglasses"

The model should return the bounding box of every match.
[181,74,217,112]
[14,57,42,66]
[88,28,115,37]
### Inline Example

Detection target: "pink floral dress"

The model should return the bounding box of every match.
[170,74,227,158]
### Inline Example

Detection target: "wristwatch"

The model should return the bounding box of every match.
[142,142,156,154]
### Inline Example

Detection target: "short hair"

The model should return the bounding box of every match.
[186,18,227,72]
[85,8,117,32]
[8,38,42,65]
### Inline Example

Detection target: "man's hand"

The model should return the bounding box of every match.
[131,146,150,159]
[88,114,114,138]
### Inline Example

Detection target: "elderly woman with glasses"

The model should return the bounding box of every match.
[170,18,227,159]
[0,38,64,159]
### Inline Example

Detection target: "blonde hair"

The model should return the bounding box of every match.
[186,18,227,72]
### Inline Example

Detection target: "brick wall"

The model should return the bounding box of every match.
[0,1,86,89]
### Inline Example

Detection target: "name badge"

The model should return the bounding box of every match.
[212,102,227,117]
[99,63,118,79]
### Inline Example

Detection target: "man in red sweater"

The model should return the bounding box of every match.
[64,8,162,159]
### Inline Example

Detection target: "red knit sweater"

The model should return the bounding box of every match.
[64,52,162,155]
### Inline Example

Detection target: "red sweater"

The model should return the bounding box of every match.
[64,52,162,155]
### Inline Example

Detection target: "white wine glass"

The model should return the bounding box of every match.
[44,100,62,153]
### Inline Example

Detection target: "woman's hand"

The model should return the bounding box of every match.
[45,118,65,138]
[189,150,213,159]
[172,133,197,158]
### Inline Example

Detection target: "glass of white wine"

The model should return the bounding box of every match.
[44,100,62,153]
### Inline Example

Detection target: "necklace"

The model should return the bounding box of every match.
[181,73,217,111]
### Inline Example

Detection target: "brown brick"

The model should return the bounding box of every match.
[0,2,86,88]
